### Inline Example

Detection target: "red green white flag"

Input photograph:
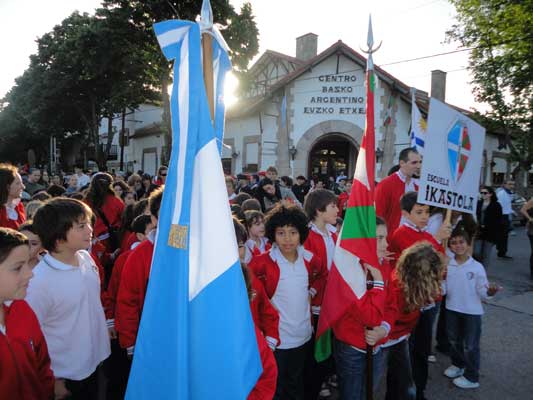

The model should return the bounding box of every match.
[315,17,378,361]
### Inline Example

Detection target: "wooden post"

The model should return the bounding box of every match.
[443,208,452,248]
[201,32,215,122]
[366,342,374,400]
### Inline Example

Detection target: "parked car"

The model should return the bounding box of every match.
[511,193,527,226]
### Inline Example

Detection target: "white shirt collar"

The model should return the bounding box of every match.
[310,223,336,238]
[402,219,427,233]
[42,253,78,271]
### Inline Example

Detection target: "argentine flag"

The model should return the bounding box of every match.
[410,89,427,155]
[125,18,262,400]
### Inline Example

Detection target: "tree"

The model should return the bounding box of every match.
[447,0,533,188]
[100,0,260,162]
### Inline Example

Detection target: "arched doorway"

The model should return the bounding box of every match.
[308,133,358,182]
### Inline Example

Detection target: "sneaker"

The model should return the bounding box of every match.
[319,385,331,397]
[428,354,437,363]
[328,375,338,388]
[453,376,480,389]
[444,365,465,378]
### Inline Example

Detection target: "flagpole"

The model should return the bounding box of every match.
[360,14,381,400]
[200,0,215,121]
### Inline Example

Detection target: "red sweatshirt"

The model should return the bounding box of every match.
[88,195,125,239]
[0,202,26,230]
[332,262,391,350]
[106,249,133,327]
[384,269,421,341]
[116,239,154,349]
[388,223,444,267]
[250,275,280,348]
[120,231,137,254]
[0,300,54,400]
[247,326,277,400]
[375,173,418,236]
[249,248,328,314]
[304,225,337,272]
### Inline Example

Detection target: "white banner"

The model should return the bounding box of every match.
[418,98,486,215]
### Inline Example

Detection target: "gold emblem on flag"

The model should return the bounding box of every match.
[168,224,188,249]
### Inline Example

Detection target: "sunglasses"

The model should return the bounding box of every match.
[480,191,489,195]
[160,173,167,177]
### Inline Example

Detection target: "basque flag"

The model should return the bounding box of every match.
[125,17,262,400]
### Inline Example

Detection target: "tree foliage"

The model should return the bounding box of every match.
[447,0,533,172]
[0,1,258,168]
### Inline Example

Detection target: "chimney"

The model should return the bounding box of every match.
[431,70,447,102]
[296,33,318,61]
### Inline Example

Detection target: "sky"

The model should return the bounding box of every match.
[0,0,485,112]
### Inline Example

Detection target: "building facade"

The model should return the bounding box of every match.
[101,33,514,187]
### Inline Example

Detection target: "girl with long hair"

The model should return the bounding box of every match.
[0,164,26,229]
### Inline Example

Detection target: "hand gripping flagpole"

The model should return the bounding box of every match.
[361,14,381,400]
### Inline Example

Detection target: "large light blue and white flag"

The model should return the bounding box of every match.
[125,10,262,400]
[410,88,427,154]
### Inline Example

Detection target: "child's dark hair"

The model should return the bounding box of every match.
[450,226,472,245]
[234,192,252,206]
[33,198,93,252]
[131,214,153,235]
[400,191,425,213]
[233,217,248,245]
[244,210,265,229]
[18,220,37,235]
[376,216,386,227]
[47,184,66,197]
[0,164,18,206]
[148,186,164,218]
[0,227,28,264]
[31,191,51,202]
[241,198,261,213]
[264,204,309,244]
[304,189,337,220]
[86,173,115,209]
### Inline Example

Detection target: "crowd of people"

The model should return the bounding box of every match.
[0,146,525,400]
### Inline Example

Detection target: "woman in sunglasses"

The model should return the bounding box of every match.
[474,186,503,270]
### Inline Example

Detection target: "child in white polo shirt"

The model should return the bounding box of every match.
[26,198,110,400]
[443,228,500,390]
[249,204,328,400]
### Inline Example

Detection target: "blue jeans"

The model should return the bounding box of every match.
[334,339,386,400]
[384,338,416,400]
[446,310,482,382]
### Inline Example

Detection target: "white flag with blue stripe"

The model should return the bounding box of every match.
[125,17,262,400]
[410,89,427,154]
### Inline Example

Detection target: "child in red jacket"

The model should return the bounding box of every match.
[303,188,339,397]
[332,217,394,400]
[234,218,280,350]
[116,187,163,356]
[249,204,327,400]
[243,210,271,263]
[379,243,445,400]
[387,191,451,400]
[0,227,54,400]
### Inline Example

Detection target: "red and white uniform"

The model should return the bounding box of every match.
[0,201,26,230]
[247,326,278,400]
[120,230,137,254]
[87,195,125,243]
[249,246,327,349]
[244,237,271,264]
[304,223,337,271]
[0,300,54,400]
[375,171,418,236]
[333,261,394,351]
[116,232,155,351]
[250,274,280,349]
[388,221,444,267]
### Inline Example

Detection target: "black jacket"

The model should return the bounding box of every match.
[476,200,503,243]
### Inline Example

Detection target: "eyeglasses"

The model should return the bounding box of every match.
[480,191,489,195]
